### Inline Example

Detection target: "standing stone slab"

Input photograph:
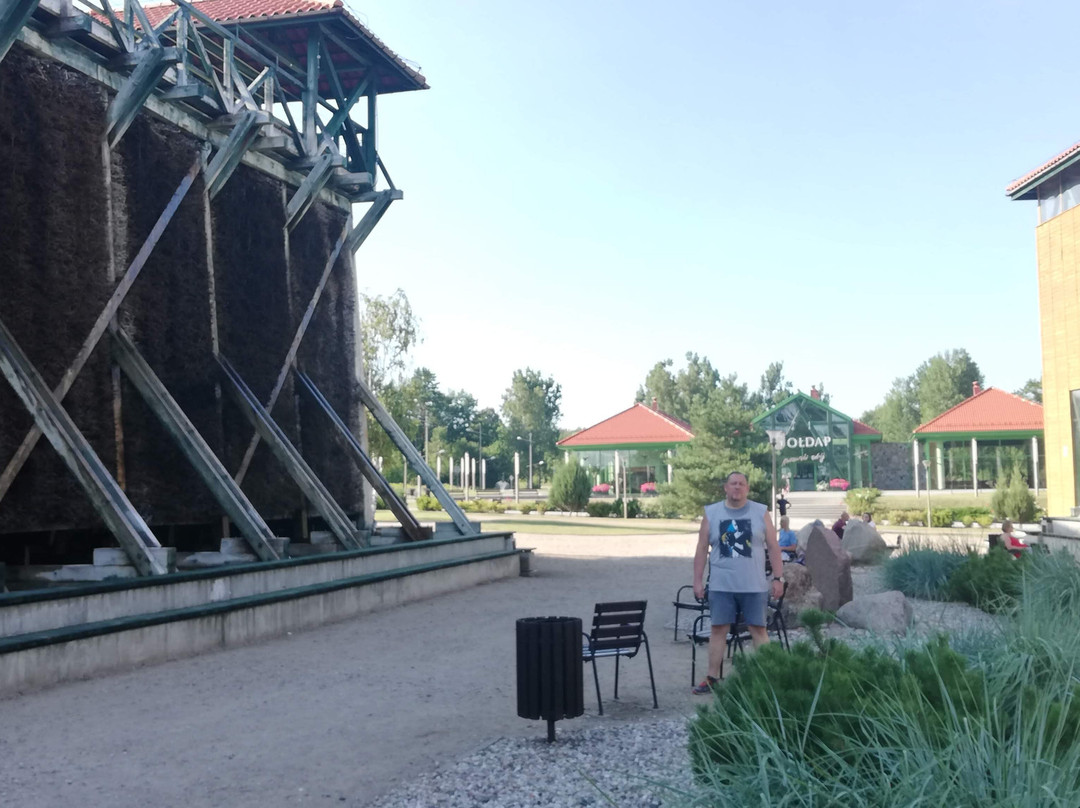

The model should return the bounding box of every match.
[780,563,824,626]
[803,524,853,612]
[796,520,825,553]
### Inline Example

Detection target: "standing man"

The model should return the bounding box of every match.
[776,492,790,518]
[692,471,784,694]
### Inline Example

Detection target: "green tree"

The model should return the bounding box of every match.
[358,289,419,391]
[758,361,793,407]
[1015,377,1043,403]
[548,457,591,511]
[862,375,920,441]
[916,349,983,421]
[500,368,562,475]
[636,353,720,422]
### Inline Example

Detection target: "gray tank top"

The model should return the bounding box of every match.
[704,499,768,593]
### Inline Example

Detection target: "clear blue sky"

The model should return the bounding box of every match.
[350,0,1075,430]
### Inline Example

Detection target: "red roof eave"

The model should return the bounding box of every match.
[1006,140,1080,198]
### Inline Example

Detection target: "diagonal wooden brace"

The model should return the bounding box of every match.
[205,110,266,199]
[111,327,281,561]
[0,317,166,576]
[0,0,39,63]
[106,45,176,148]
[218,355,362,550]
[284,150,341,231]
[0,157,202,505]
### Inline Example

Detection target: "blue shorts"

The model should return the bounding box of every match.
[709,590,768,627]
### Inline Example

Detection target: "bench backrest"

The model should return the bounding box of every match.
[589,600,647,653]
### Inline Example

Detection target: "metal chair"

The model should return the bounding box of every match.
[672,584,708,641]
[581,601,658,715]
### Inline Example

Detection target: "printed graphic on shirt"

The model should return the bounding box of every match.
[716,518,753,558]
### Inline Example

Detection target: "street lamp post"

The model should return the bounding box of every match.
[468,423,483,491]
[516,432,533,489]
[537,460,545,487]
[765,429,786,525]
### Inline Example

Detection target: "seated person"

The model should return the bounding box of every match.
[831,511,849,539]
[778,516,799,561]
[1001,519,1029,558]
[861,512,875,528]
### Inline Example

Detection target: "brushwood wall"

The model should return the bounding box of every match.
[0,44,364,544]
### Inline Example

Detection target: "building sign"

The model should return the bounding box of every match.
[785,435,832,449]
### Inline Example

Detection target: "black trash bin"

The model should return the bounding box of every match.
[516,616,584,741]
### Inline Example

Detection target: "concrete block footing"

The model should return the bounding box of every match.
[93,547,176,570]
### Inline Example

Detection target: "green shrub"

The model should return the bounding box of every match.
[519,503,535,515]
[883,545,968,600]
[585,501,613,518]
[992,462,1038,523]
[548,459,591,511]
[626,498,642,519]
[415,494,442,511]
[948,547,1025,613]
[534,500,549,515]
[689,632,986,782]
[930,508,954,527]
[640,498,680,519]
[846,487,881,515]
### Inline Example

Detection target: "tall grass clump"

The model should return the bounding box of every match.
[685,550,1080,807]
[881,540,968,600]
[947,547,1026,613]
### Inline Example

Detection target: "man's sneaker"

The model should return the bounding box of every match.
[692,676,719,695]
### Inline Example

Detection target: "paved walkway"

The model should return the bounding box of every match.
[0,532,704,808]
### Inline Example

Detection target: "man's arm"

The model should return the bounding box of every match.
[693,516,710,600]
[762,512,784,599]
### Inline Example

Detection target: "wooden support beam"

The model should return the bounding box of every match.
[284,149,339,231]
[234,219,349,484]
[355,375,476,537]
[111,328,281,562]
[302,31,319,155]
[218,355,362,550]
[0,0,40,62]
[106,46,173,148]
[205,109,265,199]
[43,12,91,39]
[295,371,429,542]
[0,317,166,576]
[0,157,202,505]
[347,189,399,251]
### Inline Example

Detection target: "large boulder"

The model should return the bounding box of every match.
[803,524,853,612]
[796,520,825,553]
[836,590,913,635]
[842,520,889,565]
[779,563,823,626]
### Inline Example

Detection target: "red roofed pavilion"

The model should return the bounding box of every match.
[912,384,1044,494]
[557,401,694,494]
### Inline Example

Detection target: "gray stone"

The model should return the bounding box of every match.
[803,524,853,612]
[175,551,257,569]
[220,537,291,557]
[779,563,824,626]
[841,521,889,565]
[92,547,176,571]
[836,590,912,635]
[796,520,825,553]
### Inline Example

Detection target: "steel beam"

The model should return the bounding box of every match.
[0,0,38,63]
[295,371,429,542]
[355,376,476,537]
[347,189,399,251]
[0,317,166,576]
[111,328,281,561]
[218,355,362,550]
[0,157,203,504]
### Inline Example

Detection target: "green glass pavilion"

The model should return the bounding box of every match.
[751,390,882,491]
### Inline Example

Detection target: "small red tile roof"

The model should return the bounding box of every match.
[913,387,1043,435]
[852,419,881,436]
[558,403,694,448]
[1006,140,1080,197]
[143,0,427,90]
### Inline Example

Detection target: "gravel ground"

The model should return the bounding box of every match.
[370,565,1002,808]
